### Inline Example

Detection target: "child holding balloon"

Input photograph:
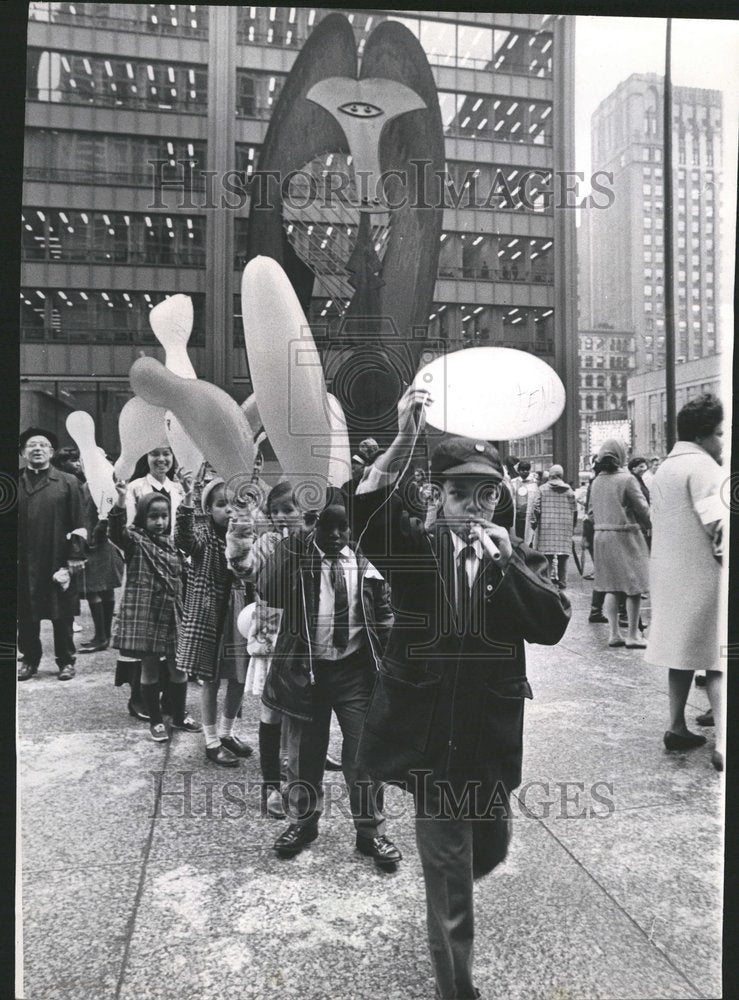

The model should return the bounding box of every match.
[174,471,253,767]
[109,481,200,742]
[234,482,304,817]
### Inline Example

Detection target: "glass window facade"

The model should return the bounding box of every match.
[232,9,553,75]
[439,92,553,145]
[26,49,208,112]
[423,304,553,352]
[438,233,553,282]
[29,3,209,37]
[22,209,205,266]
[21,288,206,345]
[236,70,286,118]
[445,162,553,213]
[24,129,207,190]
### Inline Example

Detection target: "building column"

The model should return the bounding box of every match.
[206,5,237,391]
[552,14,580,481]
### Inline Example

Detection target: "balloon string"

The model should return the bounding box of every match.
[357,419,421,576]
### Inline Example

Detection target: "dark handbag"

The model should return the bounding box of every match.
[582,516,594,550]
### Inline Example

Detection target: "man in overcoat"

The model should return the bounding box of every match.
[18,428,87,680]
[351,388,571,1000]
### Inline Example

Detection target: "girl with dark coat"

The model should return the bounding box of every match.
[175,474,253,767]
[109,482,201,742]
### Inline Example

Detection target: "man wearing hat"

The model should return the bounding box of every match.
[18,428,87,681]
[352,387,571,1000]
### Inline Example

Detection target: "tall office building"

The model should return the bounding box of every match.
[580,73,722,372]
[21,4,577,471]
[578,72,722,458]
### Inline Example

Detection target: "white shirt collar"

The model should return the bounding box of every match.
[146,473,174,493]
[313,541,352,561]
[450,531,483,561]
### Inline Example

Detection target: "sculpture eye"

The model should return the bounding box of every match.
[338,101,383,118]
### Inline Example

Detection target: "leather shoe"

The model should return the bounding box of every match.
[696,710,714,727]
[18,663,39,681]
[588,612,607,624]
[78,639,109,654]
[663,730,707,751]
[127,699,150,721]
[205,744,239,767]
[220,735,253,758]
[58,665,76,681]
[356,834,402,867]
[274,823,318,857]
[325,753,342,771]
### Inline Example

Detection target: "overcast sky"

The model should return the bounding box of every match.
[575,15,738,404]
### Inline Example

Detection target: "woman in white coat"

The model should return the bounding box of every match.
[645,394,725,770]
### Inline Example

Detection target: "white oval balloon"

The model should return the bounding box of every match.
[414,347,566,440]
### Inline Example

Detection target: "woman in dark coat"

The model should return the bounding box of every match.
[588,439,651,649]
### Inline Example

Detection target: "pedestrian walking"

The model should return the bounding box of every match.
[645,394,725,770]
[109,482,200,742]
[257,503,401,869]
[588,439,651,649]
[17,428,87,681]
[352,387,571,1000]
[530,464,577,589]
[175,472,253,767]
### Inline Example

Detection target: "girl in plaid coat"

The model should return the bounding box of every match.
[109,482,201,743]
[174,473,253,768]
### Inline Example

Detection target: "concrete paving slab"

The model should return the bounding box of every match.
[20,863,140,1000]
[539,805,723,997]
[19,729,158,873]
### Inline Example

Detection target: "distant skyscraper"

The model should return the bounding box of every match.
[579,72,721,374]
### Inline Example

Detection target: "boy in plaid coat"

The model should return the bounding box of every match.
[109,482,201,742]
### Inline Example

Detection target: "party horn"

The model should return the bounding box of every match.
[113,396,169,481]
[66,410,117,519]
[149,294,204,476]
[129,356,254,488]
[241,256,338,509]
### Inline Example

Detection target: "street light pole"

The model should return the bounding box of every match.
[663,17,677,450]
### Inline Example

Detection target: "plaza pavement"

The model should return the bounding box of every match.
[17,571,724,1000]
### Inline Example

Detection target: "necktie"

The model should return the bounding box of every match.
[329,556,349,651]
[457,544,476,622]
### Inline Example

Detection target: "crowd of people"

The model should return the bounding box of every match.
[17,388,725,999]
